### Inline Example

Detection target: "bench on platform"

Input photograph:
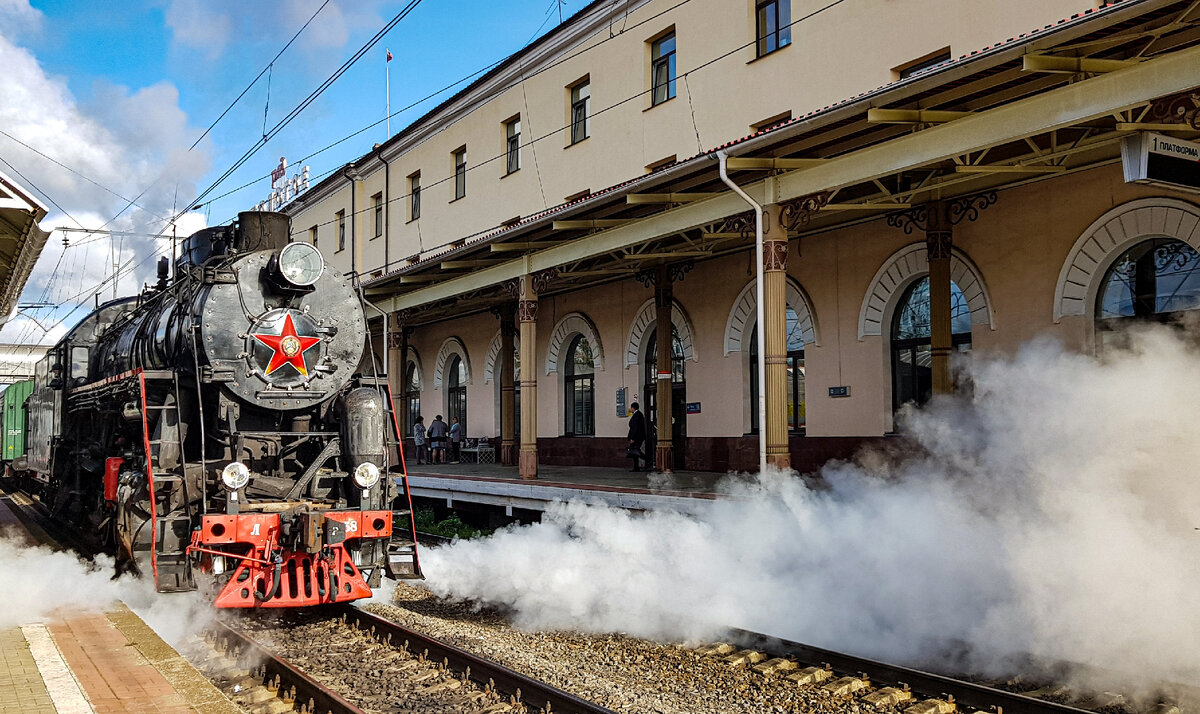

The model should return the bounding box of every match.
[458,439,496,464]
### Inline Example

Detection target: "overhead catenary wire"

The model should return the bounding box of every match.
[197,0,700,214]
[175,0,427,223]
[44,0,848,338]
[268,0,853,254]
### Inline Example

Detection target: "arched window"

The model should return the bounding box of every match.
[447,356,467,431]
[749,307,807,434]
[564,335,595,436]
[1096,238,1200,345]
[891,277,971,411]
[404,361,421,430]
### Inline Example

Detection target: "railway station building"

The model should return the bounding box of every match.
[285,0,1200,477]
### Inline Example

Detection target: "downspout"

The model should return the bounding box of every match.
[381,150,392,273]
[716,151,767,475]
[343,166,358,281]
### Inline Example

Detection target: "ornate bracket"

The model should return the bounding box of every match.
[500,278,520,299]
[779,191,831,232]
[634,269,657,289]
[668,260,695,284]
[530,267,559,294]
[886,192,998,235]
[1148,91,1200,130]
[716,211,755,239]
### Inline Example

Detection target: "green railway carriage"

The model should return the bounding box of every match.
[2,379,34,471]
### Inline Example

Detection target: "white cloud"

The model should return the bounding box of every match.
[0,3,212,347]
[0,0,41,37]
[164,0,389,60]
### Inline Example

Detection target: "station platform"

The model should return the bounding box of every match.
[0,495,238,714]
[404,462,738,515]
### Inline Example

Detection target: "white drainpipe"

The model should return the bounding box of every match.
[716,151,767,475]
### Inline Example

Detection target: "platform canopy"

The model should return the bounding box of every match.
[0,167,51,327]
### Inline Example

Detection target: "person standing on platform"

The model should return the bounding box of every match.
[627,402,647,472]
[428,414,448,464]
[412,416,427,465]
[449,416,463,463]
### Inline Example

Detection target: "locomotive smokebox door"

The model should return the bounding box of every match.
[324,517,346,545]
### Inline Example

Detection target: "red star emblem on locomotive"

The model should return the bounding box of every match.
[252,313,322,376]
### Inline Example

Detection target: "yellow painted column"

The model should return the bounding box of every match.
[518,278,539,479]
[654,266,674,473]
[926,201,953,395]
[762,204,791,471]
[498,305,518,466]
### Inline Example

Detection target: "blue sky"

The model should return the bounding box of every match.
[0,0,575,345]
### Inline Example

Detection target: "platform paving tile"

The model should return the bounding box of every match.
[43,607,238,714]
[0,628,56,714]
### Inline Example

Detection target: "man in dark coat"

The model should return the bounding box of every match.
[627,402,648,472]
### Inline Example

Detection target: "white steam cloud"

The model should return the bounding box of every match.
[423,327,1200,689]
[0,1,210,346]
[0,535,212,646]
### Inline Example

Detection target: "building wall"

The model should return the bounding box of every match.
[396,167,1198,468]
[290,0,1094,278]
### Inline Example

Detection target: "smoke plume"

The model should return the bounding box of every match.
[422,326,1200,690]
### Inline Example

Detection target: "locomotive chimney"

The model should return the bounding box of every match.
[236,211,291,253]
[155,256,170,290]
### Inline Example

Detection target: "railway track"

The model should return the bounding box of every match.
[214,605,616,714]
[705,627,1194,714]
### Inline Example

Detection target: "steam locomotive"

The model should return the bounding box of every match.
[18,211,421,607]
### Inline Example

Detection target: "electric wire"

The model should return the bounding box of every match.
[37,0,846,340]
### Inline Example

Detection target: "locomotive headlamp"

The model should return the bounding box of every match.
[353,462,381,489]
[221,462,251,490]
[276,243,324,287]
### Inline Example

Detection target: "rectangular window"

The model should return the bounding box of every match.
[570,80,590,144]
[372,192,383,238]
[452,147,466,200]
[651,32,676,105]
[309,224,318,247]
[896,47,952,79]
[336,210,346,252]
[755,0,791,57]
[409,172,421,220]
[504,117,521,174]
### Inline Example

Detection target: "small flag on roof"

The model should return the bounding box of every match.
[386,49,393,62]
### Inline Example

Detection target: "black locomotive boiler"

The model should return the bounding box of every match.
[23,211,421,607]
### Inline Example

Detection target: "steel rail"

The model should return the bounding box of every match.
[210,620,366,714]
[728,627,1094,714]
[335,604,615,714]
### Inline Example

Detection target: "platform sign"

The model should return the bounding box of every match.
[1122,132,1200,193]
[828,386,851,398]
[616,387,627,417]
[686,402,701,414]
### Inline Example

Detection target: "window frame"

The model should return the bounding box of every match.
[372,192,383,238]
[563,335,596,436]
[405,361,421,433]
[889,276,973,412]
[409,172,421,221]
[336,210,346,253]
[309,224,318,248]
[651,32,677,106]
[755,0,791,57]
[452,148,466,200]
[569,79,590,145]
[504,117,521,175]
[447,356,467,432]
